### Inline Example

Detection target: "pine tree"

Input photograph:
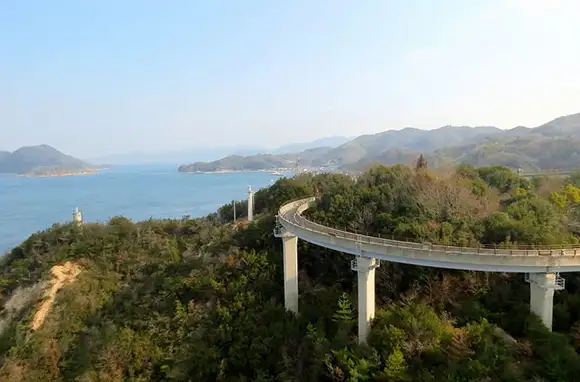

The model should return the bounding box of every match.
[443,328,474,362]
[332,293,355,324]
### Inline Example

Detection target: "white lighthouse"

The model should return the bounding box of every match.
[248,185,254,222]
[73,207,83,225]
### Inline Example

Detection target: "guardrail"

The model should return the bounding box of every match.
[278,198,580,258]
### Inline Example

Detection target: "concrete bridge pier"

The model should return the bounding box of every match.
[275,217,299,313]
[526,272,565,330]
[282,235,299,313]
[352,256,379,344]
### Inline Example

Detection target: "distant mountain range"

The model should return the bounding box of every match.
[271,136,353,154]
[0,145,97,177]
[88,136,352,165]
[178,112,580,173]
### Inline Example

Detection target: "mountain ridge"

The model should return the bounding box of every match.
[89,136,352,165]
[179,112,580,173]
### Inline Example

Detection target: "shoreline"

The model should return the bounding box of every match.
[19,170,100,178]
[179,168,294,175]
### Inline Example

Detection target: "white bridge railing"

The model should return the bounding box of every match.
[525,273,566,290]
[278,198,580,258]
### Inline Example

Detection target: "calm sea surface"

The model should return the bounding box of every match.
[0,165,283,254]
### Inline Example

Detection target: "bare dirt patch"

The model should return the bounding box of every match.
[31,261,82,331]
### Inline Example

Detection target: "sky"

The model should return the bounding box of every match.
[1,0,580,158]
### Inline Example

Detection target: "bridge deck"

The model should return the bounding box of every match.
[277,197,580,273]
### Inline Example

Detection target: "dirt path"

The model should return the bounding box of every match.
[31,261,82,331]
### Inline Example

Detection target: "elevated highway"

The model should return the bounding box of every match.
[274,197,580,343]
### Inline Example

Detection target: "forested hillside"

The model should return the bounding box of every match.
[3,164,580,380]
[179,112,580,173]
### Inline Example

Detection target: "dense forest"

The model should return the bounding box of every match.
[3,163,580,381]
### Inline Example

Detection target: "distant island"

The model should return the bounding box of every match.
[178,147,334,173]
[178,112,580,174]
[19,167,99,178]
[0,144,99,177]
[178,153,295,173]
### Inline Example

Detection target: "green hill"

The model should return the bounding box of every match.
[178,153,291,172]
[178,147,335,172]
[433,136,580,171]
[179,125,503,172]
[430,113,580,171]
[3,166,580,380]
[179,112,580,173]
[0,145,96,176]
[533,112,580,137]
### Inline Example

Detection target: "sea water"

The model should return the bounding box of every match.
[0,165,284,254]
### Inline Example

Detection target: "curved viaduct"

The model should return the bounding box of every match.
[274,197,580,343]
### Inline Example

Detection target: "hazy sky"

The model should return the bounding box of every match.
[1,0,579,157]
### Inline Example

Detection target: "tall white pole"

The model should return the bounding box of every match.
[248,185,254,222]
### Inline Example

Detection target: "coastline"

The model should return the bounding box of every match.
[0,166,280,253]
[19,169,100,178]
[179,168,290,174]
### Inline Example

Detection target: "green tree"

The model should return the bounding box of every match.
[332,293,355,324]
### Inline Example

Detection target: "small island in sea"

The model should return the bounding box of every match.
[19,166,100,178]
[177,153,292,173]
[0,144,99,177]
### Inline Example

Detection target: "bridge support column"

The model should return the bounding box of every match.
[352,256,379,344]
[274,217,299,313]
[526,273,565,330]
[282,235,299,313]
